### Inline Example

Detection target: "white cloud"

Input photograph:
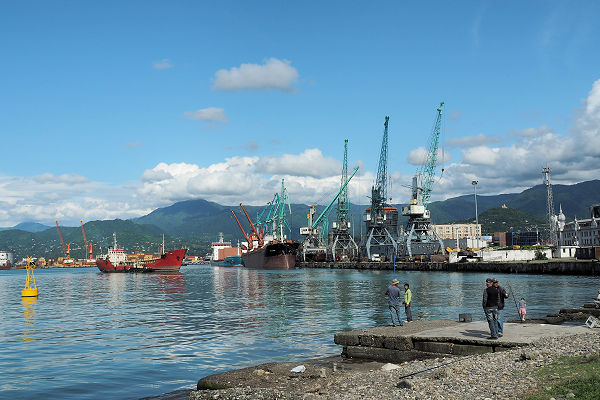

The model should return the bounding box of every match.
[183,107,228,123]
[3,79,600,226]
[256,149,340,178]
[461,146,500,166]
[446,133,501,147]
[212,58,299,92]
[407,147,451,166]
[153,59,173,70]
[514,125,553,137]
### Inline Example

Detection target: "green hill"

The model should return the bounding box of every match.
[453,207,547,235]
[2,179,599,260]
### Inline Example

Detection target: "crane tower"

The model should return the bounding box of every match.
[542,166,558,246]
[329,140,360,260]
[401,102,446,260]
[362,116,398,261]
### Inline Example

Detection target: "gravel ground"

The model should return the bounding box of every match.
[188,331,600,400]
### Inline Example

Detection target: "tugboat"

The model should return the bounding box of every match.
[96,233,187,273]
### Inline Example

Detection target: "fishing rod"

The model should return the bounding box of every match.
[397,357,466,380]
[505,280,521,317]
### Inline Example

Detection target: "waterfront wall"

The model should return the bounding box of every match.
[297,260,600,275]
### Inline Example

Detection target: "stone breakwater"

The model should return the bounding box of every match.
[297,260,600,275]
[188,331,600,400]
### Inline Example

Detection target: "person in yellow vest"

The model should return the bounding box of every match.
[403,283,413,322]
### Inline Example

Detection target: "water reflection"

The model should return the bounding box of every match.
[0,267,598,400]
[21,297,38,341]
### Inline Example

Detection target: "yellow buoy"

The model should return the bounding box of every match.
[21,257,38,298]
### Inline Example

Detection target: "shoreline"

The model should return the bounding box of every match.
[298,259,600,275]
[184,329,600,400]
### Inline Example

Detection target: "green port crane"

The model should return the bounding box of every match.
[362,116,398,261]
[401,102,446,260]
[300,165,359,260]
[330,139,360,260]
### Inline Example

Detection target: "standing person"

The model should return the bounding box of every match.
[385,279,403,327]
[518,297,527,322]
[493,279,509,337]
[482,277,500,339]
[403,283,413,322]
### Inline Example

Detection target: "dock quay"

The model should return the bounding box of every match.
[333,320,592,363]
[297,259,600,275]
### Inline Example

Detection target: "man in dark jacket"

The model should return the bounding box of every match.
[493,279,509,337]
[482,277,500,339]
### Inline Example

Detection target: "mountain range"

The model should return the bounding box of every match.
[1,180,598,261]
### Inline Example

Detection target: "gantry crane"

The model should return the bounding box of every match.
[401,102,446,260]
[362,116,399,261]
[300,165,359,261]
[329,140,360,261]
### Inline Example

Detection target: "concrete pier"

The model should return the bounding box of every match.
[298,259,600,275]
[334,320,594,363]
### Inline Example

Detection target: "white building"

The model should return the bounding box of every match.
[556,204,600,258]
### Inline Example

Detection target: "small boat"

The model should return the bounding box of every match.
[96,233,187,273]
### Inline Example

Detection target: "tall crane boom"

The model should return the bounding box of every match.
[311,166,359,229]
[55,220,68,257]
[231,210,252,249]
[336,139,350,226]
[374,116,390,208]
[240,203,264,247]
[80,220,91,259]
[421,101,444,208]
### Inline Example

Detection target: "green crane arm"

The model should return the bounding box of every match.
[312,166,359,229]
[422,102,444,207]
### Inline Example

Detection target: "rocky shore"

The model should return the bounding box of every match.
[188,330,600,400]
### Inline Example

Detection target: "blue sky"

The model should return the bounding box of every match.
[1,1,600,226]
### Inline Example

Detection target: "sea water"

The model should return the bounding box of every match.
[0,266,598,399]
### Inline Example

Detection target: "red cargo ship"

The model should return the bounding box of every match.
[96,248,187,272]
[96,233,187,273]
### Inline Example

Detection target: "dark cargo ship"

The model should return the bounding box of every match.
[241,241,299,269]
[231,179,299,270]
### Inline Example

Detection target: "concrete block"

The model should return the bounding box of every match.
[413,341,454,354]
[334,332,359,346]
[344,346,437,363]
[452,343,493,355]
[382,336,414,351]
[358,334,385,347]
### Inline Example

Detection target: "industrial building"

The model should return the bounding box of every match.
[432,223,481,240]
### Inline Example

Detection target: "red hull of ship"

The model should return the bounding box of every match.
[96,249,187,273]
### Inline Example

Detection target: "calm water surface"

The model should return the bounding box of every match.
[1,266,598,399]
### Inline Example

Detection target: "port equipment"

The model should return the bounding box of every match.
[21,257,38,297]
[400,102,446,260]
[542,166,557,246]
[240,203,264,248]
[80,220,94,261]
[362,116,399,261]
[300,164,360,261]
[329,140,360,261]
[256,179,293,243]
[55,220,72,261]
[230,210,253,249]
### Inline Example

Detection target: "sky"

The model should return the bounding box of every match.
[1,1,600,227]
